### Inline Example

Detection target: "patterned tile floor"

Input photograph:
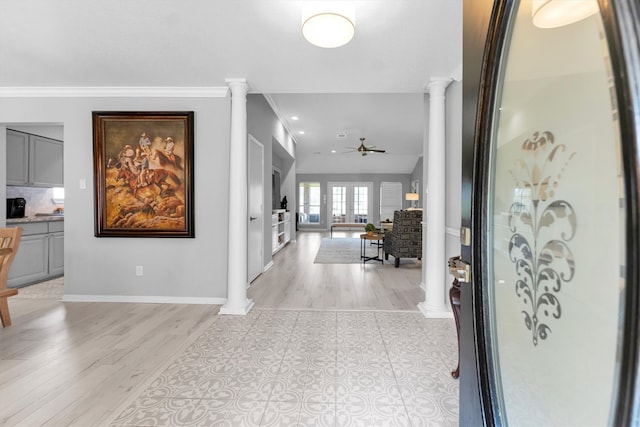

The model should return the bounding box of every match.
[110,310,459,427]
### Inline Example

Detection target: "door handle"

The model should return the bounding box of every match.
[448,256,472,283]
[249,216,258,221]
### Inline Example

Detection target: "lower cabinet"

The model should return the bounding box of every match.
[7,220,64,288]
[272,210,291,254]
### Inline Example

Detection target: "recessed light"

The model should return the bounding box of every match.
[292,116,299,121]
[299,131,305,135]
[331,150,336,153]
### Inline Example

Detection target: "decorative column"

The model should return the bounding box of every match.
[418,78,451,318]
[220,78,254,315]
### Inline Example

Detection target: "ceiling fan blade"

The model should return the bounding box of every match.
[369,149,386,153]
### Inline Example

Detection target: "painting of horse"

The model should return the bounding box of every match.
[93,111,194,237]
[116,165,182,198]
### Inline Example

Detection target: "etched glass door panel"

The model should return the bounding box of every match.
[484,1,625,425]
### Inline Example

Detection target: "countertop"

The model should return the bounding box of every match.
[6,215,64,224]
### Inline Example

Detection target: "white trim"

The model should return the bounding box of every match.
[263,94,299,145]
[445,226,459,237]
[264,261,275,271]
[62,294,227,305]
[417,302,453,319]
[219,299,255,316]
[0,87,229,98]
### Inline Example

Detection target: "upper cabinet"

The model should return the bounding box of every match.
[7,129,63,187]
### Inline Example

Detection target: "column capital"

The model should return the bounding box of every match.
[225,78,250,96]
[426,78,452,96]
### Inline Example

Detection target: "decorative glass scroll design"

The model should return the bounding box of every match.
[508,130,577,346]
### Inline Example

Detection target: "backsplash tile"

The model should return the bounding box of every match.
[6,186,64,217]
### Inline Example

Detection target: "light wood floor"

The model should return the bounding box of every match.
[249,231,424,311]
[0,231,427,426]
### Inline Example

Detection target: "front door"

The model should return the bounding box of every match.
[461,0,640,425]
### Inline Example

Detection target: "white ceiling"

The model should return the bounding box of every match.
[0,0,462,174]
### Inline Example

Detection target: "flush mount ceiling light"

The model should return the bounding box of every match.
[532,0,599,28]
[302,1,355,48]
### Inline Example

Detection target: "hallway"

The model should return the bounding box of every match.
[249,231,425,311]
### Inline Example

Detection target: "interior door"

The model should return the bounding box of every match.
[462,0,640,425]
[248,135,264,283]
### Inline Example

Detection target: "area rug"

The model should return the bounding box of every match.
[314,237,364,264]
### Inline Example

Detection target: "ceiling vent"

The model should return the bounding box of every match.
[336,133,347,139]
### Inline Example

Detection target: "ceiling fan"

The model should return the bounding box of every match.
[346,137,387,156]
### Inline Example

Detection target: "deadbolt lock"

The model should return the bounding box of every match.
[460,227,471,246]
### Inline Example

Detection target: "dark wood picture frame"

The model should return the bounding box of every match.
[92,111,195,237]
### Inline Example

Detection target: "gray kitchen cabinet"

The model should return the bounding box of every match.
[6,129,29,185]
[48,223,65,276]
[6,129,63,187]
[7,221,64,288]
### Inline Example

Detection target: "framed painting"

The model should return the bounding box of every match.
[92,111,195,237]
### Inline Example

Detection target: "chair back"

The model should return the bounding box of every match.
[391,210,423,236]
[383,210,423,261]
[0,227,22,286]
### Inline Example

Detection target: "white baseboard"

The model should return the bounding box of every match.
[417,302,454,319]
[62,294,227,305]
[264,261,275,271]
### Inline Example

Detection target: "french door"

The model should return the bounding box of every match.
[327,182,373,224]
[461,0,640,425]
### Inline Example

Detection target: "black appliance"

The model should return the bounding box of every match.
[6,198,26,219]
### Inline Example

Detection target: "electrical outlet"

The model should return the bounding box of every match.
[136,266,143,276]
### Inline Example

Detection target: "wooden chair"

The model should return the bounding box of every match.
[0,227,22,327]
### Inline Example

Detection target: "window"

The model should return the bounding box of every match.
[380,182,402,221]
[353,186,369,223]
[52,187,65,204]
[332,186,347,223]
[298,182,321,224]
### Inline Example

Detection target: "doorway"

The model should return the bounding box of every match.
[327,181,373,224]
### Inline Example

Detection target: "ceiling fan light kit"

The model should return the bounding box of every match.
[301,1,355,48]
[348,137,386,156]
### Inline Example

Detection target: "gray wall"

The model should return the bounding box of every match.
[296,173,413,229]
[1,96,231,302]
[247,94,296,266]
[411,156,423,207]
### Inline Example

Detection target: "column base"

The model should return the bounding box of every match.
[219,299,255,316]
[418,301,453,319]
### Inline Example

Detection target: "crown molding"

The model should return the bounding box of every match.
[0,86,229,98]
[263,93,299,145]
